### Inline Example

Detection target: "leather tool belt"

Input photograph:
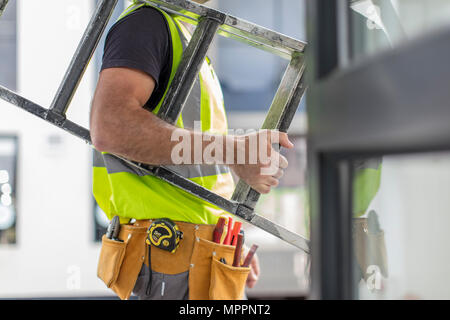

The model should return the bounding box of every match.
[97,219,250,300]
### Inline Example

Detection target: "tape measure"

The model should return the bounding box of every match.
[146,218,183,253]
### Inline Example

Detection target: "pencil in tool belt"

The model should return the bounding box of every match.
[223,217,233,245]
[232,233,244,267]
[242,244,259,267]
[230,221,242,246]
[213,217,227,243]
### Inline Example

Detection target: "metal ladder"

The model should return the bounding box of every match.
[0,0,309,253]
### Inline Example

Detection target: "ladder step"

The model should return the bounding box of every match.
[141,0,306,59]
[261,54,306,132]
[157,14,225,123]
[48,0,118,119]
[0,85,91,143]
[232,53,306,208]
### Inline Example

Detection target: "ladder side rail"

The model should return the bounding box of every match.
[250,214,310,253]
[231,53,307,209]
[123,161,311,252]
[157,13,225,122]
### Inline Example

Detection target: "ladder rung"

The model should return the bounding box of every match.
[142,0,306,59]
[157,14,225,123]
[261,54,306,131]
[232,53,306,209]
[0,86,91,143]
[48,0,118,120]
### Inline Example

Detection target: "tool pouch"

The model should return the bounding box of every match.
[209,256,251,300]
[97,224,148,300]
[353,218,388,281]
[97,235,127,288]
[188,234,250,300]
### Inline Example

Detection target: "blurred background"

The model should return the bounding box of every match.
[1,0,450,299]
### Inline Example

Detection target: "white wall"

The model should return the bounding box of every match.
[0,0,113,298]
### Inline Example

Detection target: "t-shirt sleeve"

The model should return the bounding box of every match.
[101,7,170,88]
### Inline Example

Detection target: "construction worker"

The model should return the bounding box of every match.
[90,0,294,300]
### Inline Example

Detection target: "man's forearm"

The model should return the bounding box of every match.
[90,67,292,195]
[92,105,235,166]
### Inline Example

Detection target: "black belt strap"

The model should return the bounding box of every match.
[146,244,153,296]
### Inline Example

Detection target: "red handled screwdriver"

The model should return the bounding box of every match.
[223,217,233,245]
[213,217,227,243]
[230,221,242,246]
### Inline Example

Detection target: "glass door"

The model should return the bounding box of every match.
[306,0,450,299]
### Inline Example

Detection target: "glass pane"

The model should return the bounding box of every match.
[352,152,450,299]
[214,0,306,112]
[350,0,450,60]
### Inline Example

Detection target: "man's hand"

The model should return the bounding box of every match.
[229,130,294,194]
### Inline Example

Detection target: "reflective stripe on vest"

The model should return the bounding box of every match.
[92,3,234,225]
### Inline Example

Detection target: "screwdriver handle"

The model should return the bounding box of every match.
[232,234,244,267]
[223,217,233,245]
[213,217,226,243]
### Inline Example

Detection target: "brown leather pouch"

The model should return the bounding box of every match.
[97,235,127,288]
[97,224,148,300]
[188,233,250,300]
[209,256,250,300]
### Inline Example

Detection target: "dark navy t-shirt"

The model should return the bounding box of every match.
[101,6,173,111]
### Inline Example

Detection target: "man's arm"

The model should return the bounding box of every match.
[90,67,184,164]
[90,67,293,194]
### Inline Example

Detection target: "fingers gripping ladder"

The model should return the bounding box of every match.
[0,0,310,253]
